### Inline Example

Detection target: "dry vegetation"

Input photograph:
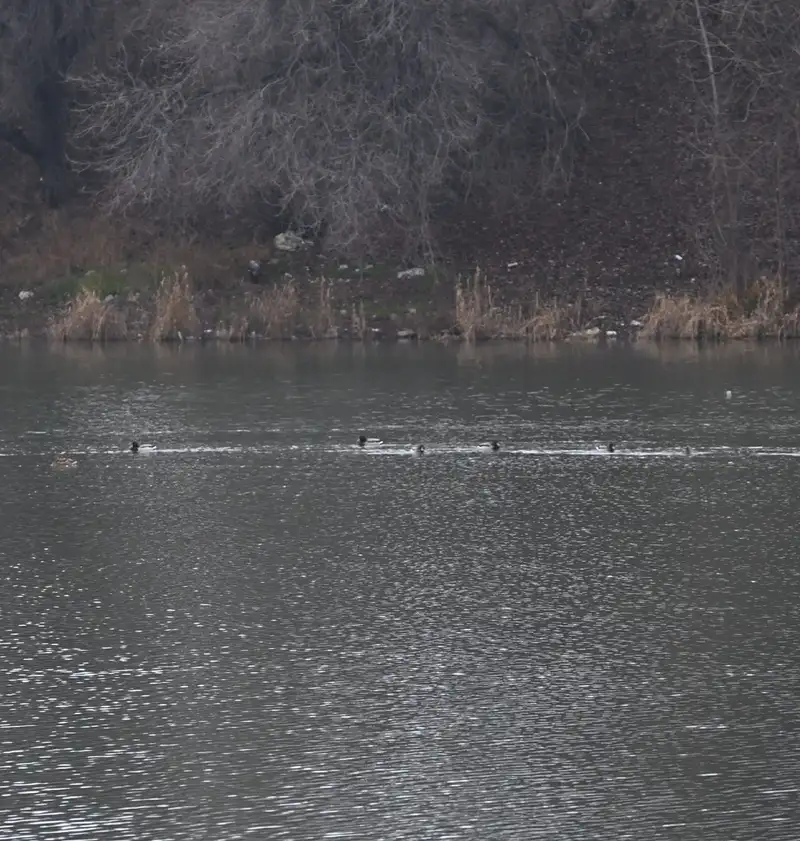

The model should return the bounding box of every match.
[7,1,800,338]
[48,287,127,341]
[640,278,800,340]
[454,270,583,342]
[216,278,337,341]
[150,268,199,341]
[39,269,800,344]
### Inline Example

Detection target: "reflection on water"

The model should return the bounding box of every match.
[1,342,799,840]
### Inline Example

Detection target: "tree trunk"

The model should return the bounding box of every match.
[34,71,71,208]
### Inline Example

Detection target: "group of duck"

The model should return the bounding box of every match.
[357,435,693,456]
[50,437,693,469]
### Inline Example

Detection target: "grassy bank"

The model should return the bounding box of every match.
[638,278,800,341]
[4,261,800,345]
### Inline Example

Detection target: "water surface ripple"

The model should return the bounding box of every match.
[1,343,798,840]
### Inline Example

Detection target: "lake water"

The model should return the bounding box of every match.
[1,341,799,840]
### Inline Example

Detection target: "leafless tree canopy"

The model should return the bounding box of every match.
[3,0,800,267]
[71,0,599,253]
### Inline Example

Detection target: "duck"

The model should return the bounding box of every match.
[685,446,692,456]
[479,440,500,451]
[357,435,382,447]
[607,442,615,453]
[414,444,425,454]
[51,454,77,469]
[130,441,157,453]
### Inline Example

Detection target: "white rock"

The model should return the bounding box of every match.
[506,261,520,268]
[605,330,618,338]
[725,390,732,400]
[397,267,425,279]
[629,319,643,328]
[274,231,309,252]
[584,326,602,337]
[674,254,684,261]
[18,290,34,301]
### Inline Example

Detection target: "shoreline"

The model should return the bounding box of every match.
[2,267,799,345]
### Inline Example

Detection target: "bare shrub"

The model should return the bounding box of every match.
[677,0,800,291]
[223,282,301,340]
[48,287,127,341]
[73,0,591,256]
[304,279,336,338]
[150,267,198,341]
[640,277,800,340]
[350,301,367,340]
[455,269,579,341]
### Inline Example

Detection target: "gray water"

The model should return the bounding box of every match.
[1,341,799,840]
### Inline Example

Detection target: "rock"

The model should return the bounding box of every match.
[18,290,34,301]
[324,326,340,340]
[605,330,618,338]
[103,294,115,304]
[629,319,644,328]
[397,329,417,340]
[247,260,261,279]
[506,261,520,268]
[273,231,309,252]
[583,326,602,337]
[370,327,383,339]
[397,267,425,279]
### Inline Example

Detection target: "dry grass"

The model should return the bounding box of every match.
[640,277,800,340]
[48,288,128,341]
[3,210,138,283]
[216,278,340,340]
[306,278,336,338]
[454,269,579,341]
[150,268,199,341]
[222,281,301,340]
[350,300,367,339]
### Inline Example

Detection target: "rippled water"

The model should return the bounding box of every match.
[1,342,799,840]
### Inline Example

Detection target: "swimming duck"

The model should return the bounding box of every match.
[478,440,500,451]
[130,441,156,453]
[607,443,615,453]
[415,444,425,454]
[51,454,77,469]
[357,435,382,447]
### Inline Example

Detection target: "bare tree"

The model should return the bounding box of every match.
[74,0,595,255]
[0,1,111,206]
[676,0,800,288]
